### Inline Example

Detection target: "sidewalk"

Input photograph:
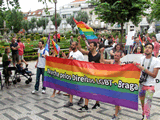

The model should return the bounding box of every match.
[0,56,160,120]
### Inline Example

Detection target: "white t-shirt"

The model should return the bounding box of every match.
[69,50,84,61]
[140,56,160,86]
[37,48,49,68]
[104,39,108,46]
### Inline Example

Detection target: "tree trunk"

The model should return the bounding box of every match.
[120,22,124,43]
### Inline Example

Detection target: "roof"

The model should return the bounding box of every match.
[23,8,52,16]
[72,0,86,3]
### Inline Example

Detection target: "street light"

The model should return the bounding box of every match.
[54,0,57,43]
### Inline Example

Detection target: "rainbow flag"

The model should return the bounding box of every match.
[44,57,141,110]
[73,18,99,43]
[51,40,60,55]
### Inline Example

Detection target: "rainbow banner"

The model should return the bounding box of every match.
[44,57,141,110]
[73,18,99,43]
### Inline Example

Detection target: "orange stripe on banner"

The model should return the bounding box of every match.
[46,61,140,79]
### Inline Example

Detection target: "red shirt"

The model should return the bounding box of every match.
[18,42,25,55]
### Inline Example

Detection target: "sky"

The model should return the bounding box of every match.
[19,0,74,12]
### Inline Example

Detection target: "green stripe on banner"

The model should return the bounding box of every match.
[44,71,138,95]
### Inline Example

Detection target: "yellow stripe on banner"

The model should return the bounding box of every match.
[45,66,139,84]
[80,28,94,32]
[45,61,141,79]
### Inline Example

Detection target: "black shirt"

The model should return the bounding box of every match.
[10,42,18,55]
[88,51,101,63]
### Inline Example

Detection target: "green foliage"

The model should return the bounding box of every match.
[87,0,151,42]
[66,15,76,31]
[21,19,29,33]
[51,13,62,28]
[75,11,89,24]
[150,0,160,21]
[41,17,49,31]
[29,17,37,32]
[5,9,23,33]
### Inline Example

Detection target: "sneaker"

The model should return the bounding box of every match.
[78,105,88,112]
[31,90,38,94]
[64,102,73,107]
[111,114,118,120]
[77,98,84,105]
[42,90,46,94]
[141,115,144,120]
[92,103,100,109]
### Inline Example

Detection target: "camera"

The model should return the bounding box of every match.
[139,71,148,84]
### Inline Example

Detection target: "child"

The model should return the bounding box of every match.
[18,63,32,76]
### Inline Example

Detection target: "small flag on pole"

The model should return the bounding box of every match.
[43,33,50,56]
[51,40,60,55]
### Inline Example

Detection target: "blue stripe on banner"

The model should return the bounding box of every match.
[44,76,138,102]
[86,35,98,39]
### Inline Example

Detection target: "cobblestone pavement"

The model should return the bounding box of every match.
[0,57,160,120]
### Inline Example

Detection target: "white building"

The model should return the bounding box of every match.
[23,0,156,34]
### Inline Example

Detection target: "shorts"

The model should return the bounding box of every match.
[12,54,19,64]
[19,55,24,61]
[139,84,155,97]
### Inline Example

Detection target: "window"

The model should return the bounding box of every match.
[130,26,134,28]
[71,6,74,8]
[63,15,65,18]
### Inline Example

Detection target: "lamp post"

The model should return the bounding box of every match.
[54,0,57,43]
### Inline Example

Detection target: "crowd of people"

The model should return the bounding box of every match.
[2,37,28,88]
[2,33,160,120]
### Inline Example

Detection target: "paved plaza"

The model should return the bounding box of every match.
[0,57,160,120]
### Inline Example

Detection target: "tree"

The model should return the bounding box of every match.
[36,18,43,32]
[66,15,76,32]
[75,11,89,24]
[87,0,151,43]
[5,9,23,33]
[51,13,62,29]
[21,19,29,33]
[29,17,37,33]
[150,0,160,21]
[41,17,49,33]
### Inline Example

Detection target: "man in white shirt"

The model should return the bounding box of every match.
[62,41,84,107]
[32,40,49,94]
[134,42,160,120]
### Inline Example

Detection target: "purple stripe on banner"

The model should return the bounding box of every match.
[88,39,99,43]
[43,81,138,110]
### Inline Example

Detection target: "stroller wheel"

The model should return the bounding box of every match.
[25,80,29,84]
[13,80,17,84]
[17,78,21,82]
[28,78,32,82]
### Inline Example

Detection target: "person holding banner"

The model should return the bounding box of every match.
[50,49,61,97]
[100,48,123,120]
[31,40,49,94]
[62,41,85,107]
[110,44,124,59]
[134,43,160,120]
[78,36,101,111]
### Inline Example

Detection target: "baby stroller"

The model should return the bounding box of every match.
[15,64,33,84]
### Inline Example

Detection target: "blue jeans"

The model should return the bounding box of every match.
[35,67,46,91]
